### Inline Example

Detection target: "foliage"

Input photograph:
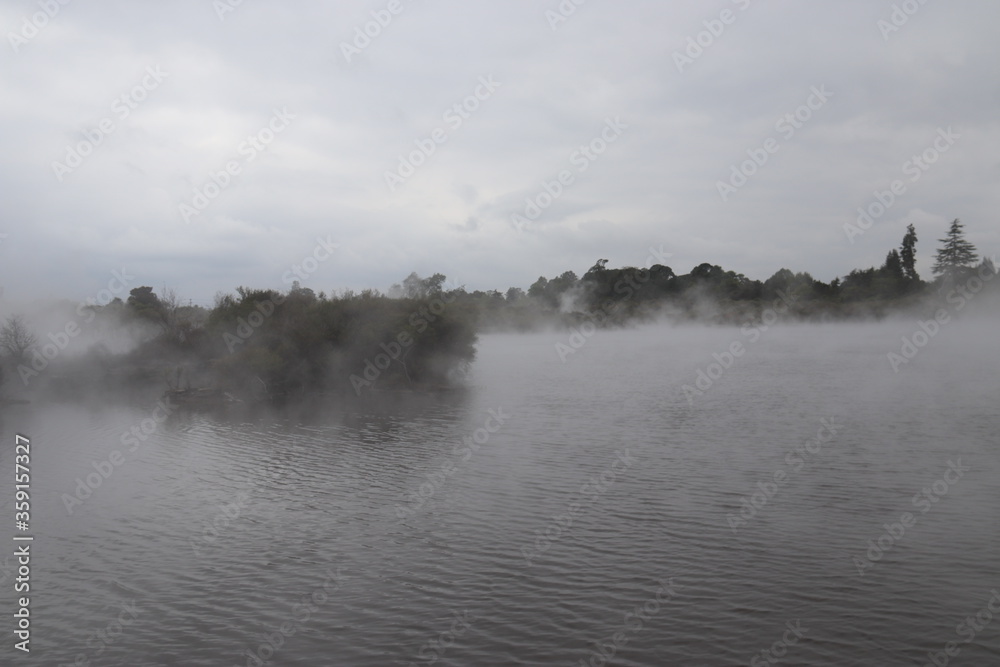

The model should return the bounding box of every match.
[932,219,978,278]
[25,219,990,406]
[900,224,919,283]
[0,315,37,361]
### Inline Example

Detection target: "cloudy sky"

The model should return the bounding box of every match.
[2,0,998,306]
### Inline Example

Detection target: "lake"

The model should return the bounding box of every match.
[1,320,998,666]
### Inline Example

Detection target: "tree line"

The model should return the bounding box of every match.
[0,219,993,404]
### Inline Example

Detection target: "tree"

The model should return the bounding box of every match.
[398,272,447,299]
[527,276,549,300]
[763,268,819,301]
[932,219,977,278]
[423,273,447,294]
[900,224,919,282]
[840,267,878,302]
[402,272,424,299]
[876,249,905,297]
[288,281,317,303]
[584,259,609,278]
[127,286,167,325]
[882,249,903,280]
[691,263,723,281]
[549,270,578,294]
[0,315,37,362]
[161,286,181,333]
[762,268,795,297]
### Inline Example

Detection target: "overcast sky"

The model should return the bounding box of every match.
[2,0,998,306]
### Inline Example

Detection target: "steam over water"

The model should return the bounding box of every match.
[2,322,998,665]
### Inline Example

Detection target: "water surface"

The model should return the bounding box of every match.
[2,321,998,665]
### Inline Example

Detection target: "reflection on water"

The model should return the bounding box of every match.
[1,322,998,665]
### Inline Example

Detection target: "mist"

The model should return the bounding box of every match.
[2,1,1000,665]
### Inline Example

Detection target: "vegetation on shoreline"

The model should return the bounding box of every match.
[0,219,995,406]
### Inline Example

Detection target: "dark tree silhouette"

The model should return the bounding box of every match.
[900,224,919,282]
[527,277,549,300]
[883,249,903,280]
[932,219,977,277]
[505,287,524,302]
[0,315,37,362]
[127,286,167,326]
[584,259,609,277]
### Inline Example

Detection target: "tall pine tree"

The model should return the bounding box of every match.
[900,224,919,282]
[932,219,977,277]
